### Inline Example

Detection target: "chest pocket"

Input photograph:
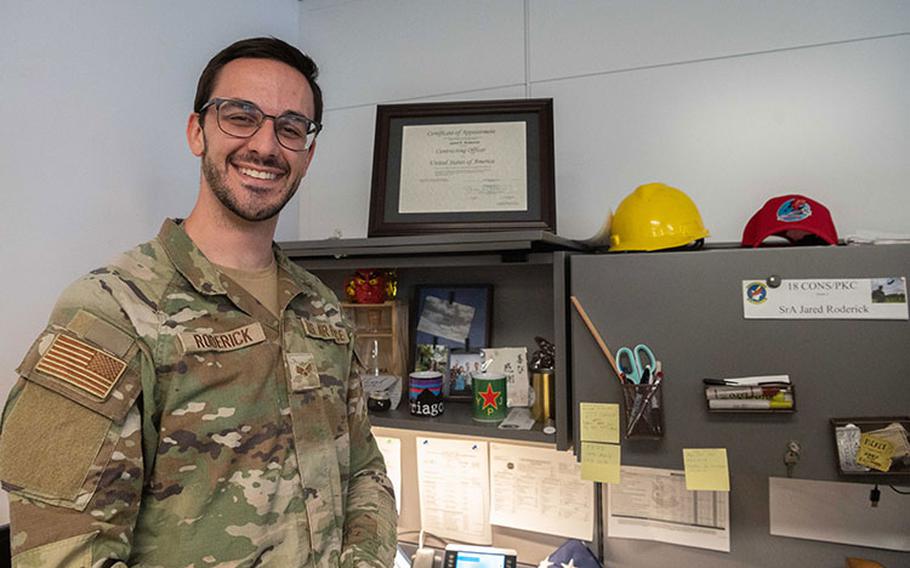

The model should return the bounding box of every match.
[284,334,351,437]
[283,316,354,554]
[285,314,351,393]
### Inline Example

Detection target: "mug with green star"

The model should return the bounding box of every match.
[471,371,508,423]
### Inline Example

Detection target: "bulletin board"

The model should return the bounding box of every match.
[569,244,910,567]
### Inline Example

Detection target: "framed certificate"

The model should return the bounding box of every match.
[368,99,555,237]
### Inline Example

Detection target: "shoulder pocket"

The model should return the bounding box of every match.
[16,309,141,422]
[0,310,142,510]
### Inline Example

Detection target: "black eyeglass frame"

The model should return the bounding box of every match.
[198,97,323,152]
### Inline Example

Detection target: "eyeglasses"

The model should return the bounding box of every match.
[199,98,322,152]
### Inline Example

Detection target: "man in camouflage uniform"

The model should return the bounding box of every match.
[0,37,397,567]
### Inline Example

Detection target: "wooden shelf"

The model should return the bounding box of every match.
[342,301,408,379]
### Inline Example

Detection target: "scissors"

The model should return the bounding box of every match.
[615,344,657,384]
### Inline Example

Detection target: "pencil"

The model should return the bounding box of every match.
[569,295,622,381]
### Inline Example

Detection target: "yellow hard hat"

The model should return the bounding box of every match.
[609,182,709,251]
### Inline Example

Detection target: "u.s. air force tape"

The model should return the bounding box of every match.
[301,317,350,344]
[178,322,266,353]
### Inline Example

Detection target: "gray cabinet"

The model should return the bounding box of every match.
[569,244,910,568]
[280,231,582,450]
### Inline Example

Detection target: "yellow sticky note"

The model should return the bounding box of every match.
[580,442,621,484]
[857,434,895,472]
[683,448,730,491]
[579,402,619,444]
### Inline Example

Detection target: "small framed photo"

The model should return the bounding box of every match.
[415,344,449,376]
[368,98,556,237]
[413,285,492,354]
[870,277,907,304]
[446,350,483,401]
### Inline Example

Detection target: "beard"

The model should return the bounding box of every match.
[202,147,302,223]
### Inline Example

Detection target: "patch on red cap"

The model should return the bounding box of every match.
[776,197,813,223]
[742,194,838,247]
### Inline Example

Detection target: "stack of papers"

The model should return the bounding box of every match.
[845,230,910,245]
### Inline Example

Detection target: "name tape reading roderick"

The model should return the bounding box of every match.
[178,322,266,353]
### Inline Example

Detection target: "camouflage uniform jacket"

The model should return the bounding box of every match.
[0,219,398,567]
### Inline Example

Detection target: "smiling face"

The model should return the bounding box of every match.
[187,58,317,222]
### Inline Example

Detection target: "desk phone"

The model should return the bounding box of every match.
[442,544,517,568]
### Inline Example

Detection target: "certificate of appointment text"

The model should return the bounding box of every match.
[398,122,527,213]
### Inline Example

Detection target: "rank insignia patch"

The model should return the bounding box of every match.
[286,352,320,391]
[35,334,127,400]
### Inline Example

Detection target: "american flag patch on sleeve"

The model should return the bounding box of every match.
[35,334,127,400]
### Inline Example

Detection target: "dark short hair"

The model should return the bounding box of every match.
[194,37,323,124]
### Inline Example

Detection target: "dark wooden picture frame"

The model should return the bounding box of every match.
[411,285,493,371]
[368,98,556,237]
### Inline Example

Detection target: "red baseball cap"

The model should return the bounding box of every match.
[742,194,838,247]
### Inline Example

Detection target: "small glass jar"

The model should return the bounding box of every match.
[367,392,391,412]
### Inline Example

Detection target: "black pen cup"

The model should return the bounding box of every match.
[621,381,664,439]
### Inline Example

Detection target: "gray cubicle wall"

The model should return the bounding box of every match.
[570,244,910,568]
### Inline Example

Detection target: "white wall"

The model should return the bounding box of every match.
[298,0,910,242]
[0,0,301,524]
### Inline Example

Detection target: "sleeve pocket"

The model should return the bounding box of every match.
[0,380,125,511]
[16,325,141,424]
[0,311,143,512]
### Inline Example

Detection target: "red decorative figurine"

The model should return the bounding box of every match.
[344,269,398,304]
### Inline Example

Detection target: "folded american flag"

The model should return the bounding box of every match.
[538,540,602,568]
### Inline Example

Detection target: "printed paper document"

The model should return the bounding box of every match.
[489,443,594,540]
[416,437,492,544]
[607,466,730,552]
